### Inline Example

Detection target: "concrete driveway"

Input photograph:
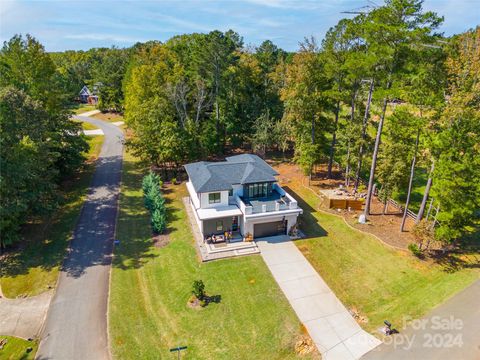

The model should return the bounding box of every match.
[363,280,480,360]
[36,113,123,360]
[0,290,52,339]
[257,235,381,360]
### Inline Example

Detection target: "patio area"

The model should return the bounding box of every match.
[183,197,260,261]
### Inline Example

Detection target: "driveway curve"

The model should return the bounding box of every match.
[36,113,124,360]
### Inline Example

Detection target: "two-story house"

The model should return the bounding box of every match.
[184,154,302,241]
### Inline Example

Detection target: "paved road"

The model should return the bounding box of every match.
[363,279,480,360]
[36,114,123,360]
[257,235,381,360]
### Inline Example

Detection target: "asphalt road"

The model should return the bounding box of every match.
[36,115,123,360]
[363,279,480,360]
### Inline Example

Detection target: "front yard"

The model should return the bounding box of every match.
[0,135,104,297]
[285,180,479,333]
[108,151,318,359]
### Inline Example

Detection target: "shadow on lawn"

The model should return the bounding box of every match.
[432,232,480,273]
[0,164,95,281]
[283,186,328,238]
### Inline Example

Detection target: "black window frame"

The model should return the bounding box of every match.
[246,182,273,199]
[208,192,221,204]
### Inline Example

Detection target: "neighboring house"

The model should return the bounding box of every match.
[185,154,302,240]
[78,85,98,105]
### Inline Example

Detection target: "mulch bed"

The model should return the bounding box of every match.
[152,233,170,248]
[273,162,418,250]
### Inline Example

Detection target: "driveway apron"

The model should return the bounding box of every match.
[257,235,381,360]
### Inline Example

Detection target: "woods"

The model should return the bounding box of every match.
[1,0,479,250]
[0,35,88,250]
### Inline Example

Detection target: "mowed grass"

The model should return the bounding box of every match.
[0,336,37,360]
[73,120,99,131]
[71,103,96,115]
[109,152,317,360]
[287,182,479,333]
[0,136,104,298]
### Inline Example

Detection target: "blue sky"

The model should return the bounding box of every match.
[1,0,479,52]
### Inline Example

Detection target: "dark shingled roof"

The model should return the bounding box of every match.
[184,154,278,193]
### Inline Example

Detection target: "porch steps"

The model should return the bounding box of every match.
[235,247,260,255]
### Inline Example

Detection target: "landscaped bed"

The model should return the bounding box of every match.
[281,175,479,334]
[108,151,319,359]
[0,135,104,298]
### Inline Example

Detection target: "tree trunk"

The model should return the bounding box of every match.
[311,115,315,145]
[345,86,357,187]
[214,67,221,152]
[328,100,341,179]
[364,97,389,217]
[382,199,388,214]
[426,197,434,220]
[401,128,420,232]
[416,160,434,224]
[354,80,374,192]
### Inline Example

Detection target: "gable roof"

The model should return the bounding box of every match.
[79,86,91,96]
[184,154,278,193]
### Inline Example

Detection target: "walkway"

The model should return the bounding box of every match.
[36,112,124,360]
[257,235,381,360]
[0,290,52,339]
[363,279,480,360]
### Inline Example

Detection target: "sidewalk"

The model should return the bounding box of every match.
[257,235,381,360]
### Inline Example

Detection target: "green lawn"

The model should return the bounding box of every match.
[71,103,96,115]
[109,152,318,360]
[73,120,99,131]
[0,136,104,298]
[0,336,37,360]
[287,182,479,333]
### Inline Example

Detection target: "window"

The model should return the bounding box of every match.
[228,189,233,196]
[209,192,221,204]
[216,220,223,231]
[246,182,272,198]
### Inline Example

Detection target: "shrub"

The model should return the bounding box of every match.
[151,209,166,234]
[408,243,423,258]
[142,171,166,234]
[192,280,205,300]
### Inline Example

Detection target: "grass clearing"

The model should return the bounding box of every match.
[73,120,99,131]
[0,136,104,298]
[287,181,479,333]
[92,111,123,123]
[0,336,37,360]
[109,151,318,360]
[70,103,96,115]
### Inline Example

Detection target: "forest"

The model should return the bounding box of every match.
[1,0,479,251]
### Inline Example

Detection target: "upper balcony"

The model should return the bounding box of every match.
[236,184,299,215]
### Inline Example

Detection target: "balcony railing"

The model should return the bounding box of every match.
[237,186,298,215]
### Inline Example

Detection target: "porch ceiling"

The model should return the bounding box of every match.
[197,205,242,220]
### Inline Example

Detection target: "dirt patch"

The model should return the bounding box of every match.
[295,336,316,356]
[152,233,170,248]
[273,162,418,250]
